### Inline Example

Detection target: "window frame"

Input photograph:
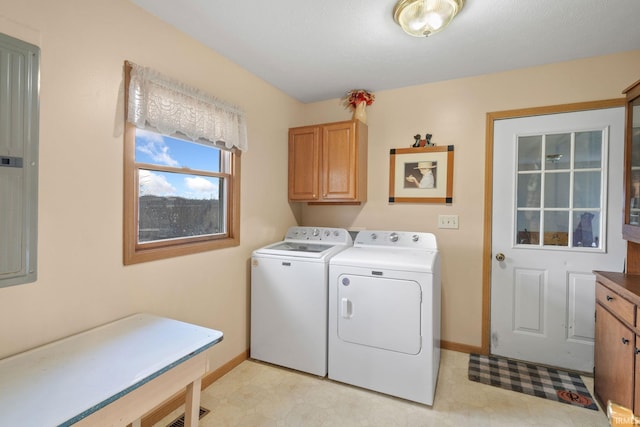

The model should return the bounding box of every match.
[123,64,240,265]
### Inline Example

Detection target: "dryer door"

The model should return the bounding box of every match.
[337,274,422,355]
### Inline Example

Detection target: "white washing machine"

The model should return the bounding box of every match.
[250,226,353,376]
[328,230,440,405]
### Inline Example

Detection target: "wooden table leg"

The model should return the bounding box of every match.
[184,377,202,427]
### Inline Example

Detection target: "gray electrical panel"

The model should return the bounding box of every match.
[0,33,39,288]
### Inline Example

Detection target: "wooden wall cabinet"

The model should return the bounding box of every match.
[594,77,640,415]
[594,272,640,415]
[288,120,367,204]
[623,79,640,246]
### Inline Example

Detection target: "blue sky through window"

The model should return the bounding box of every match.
[135,129,222,199]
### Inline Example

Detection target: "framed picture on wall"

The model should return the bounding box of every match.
[389,145,454,203]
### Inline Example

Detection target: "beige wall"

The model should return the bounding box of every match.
[1,0,639,367]
[300,50,640,349]
[0,0,302,369]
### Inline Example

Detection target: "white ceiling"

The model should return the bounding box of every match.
[131,0,640,104]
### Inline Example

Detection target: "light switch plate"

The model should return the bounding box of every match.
[438,214,459,229]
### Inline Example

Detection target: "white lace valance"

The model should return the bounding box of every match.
[127,62,248,152]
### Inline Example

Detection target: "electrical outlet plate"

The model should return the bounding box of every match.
[438,214,459,229]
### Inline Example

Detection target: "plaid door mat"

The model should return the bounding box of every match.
[468,353,598,411]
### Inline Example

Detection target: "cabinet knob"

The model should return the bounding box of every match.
[636,347,640,355]
[622,337,630,345]
[606,295,614,302]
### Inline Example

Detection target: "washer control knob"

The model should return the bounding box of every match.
[412,234,420,242]
[389,232,399,242]
[371,233,378,240]
[312,228,319,237]
[324,230,331,237]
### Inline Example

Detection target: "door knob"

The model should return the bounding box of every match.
[495,253,505,262]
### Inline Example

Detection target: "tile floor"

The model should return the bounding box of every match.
[156,350,609,426]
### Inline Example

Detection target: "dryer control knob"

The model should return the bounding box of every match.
[389,232,399,242]
[412,234,420,242]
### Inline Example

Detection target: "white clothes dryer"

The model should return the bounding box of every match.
[328,230,440,405]
[251,226,352,376]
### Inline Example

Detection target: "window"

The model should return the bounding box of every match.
[123,62,244,264]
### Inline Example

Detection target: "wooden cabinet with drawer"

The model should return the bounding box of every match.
[594,271,640,414]
[596,281,635,325]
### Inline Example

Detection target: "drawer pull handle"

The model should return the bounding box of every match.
[606,295,614,302]
[622,337,630,345]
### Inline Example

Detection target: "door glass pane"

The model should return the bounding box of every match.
[631,101,640,168]
[514,129,605,250]
[545,133,571,170]
[574,171,601,208]
[573,211,600,248]
[517,135,542,171]
[517,174,541,208]
[516,211,540,245]
[543,211,569,247]
[631,171,640,225]
[544,172,570,208]
[575,131,602,169]
[630,101,640,225]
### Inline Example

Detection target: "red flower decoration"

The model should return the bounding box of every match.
[344,89,375,109]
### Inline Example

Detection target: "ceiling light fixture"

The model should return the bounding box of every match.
[393,0,464,37]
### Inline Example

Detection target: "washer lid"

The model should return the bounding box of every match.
[266,241,335,253]
[329,246,438,272]
[253,226,353,259]
[255,241,346,259]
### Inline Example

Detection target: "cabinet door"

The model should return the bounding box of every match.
[595,303,634,409]
[321,122,357,200]
[636,335,640,416]
[288,126,320,201]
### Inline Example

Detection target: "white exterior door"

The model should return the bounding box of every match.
[490,107,625,372]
